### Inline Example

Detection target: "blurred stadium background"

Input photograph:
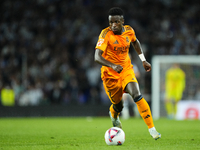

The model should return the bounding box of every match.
[0,0,200,118]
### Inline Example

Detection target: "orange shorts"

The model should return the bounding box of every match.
[103,68,138,104]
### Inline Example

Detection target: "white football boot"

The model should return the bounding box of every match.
[149,127,161,140]
[109,111,122,129]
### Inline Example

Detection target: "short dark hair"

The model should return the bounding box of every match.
[108,7,124,16]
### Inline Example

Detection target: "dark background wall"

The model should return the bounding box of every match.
[0,0,199,117]
[0,105,110,117]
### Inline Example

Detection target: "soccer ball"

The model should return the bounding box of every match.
[104,127,125,146]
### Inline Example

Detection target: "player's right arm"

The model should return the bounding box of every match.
[94,49,123,73]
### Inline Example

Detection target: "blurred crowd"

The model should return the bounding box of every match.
[0,0,200,106]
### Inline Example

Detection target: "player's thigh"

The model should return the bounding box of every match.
[174,91,183,102]
[166,90,176,101]
[122,93,133,102]
[122,68,138,90]
[122,69,140,98]
[103,78,123,104]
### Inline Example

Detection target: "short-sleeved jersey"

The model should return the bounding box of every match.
[95,25,137,79]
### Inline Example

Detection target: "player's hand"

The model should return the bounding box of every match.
[111,64,123,73]
[142,61,151,72]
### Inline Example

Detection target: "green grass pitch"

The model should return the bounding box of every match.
[0,117,199,150]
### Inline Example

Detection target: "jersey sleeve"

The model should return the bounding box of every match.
[131,29,137,42]
[125,25,137,42]
[95,29,110,51]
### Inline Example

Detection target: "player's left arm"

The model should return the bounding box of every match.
[131,39,151,72]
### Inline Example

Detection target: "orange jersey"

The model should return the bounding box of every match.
[95,25,137,79]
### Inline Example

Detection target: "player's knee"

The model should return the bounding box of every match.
[127,88,141,100]
[113,101,124,112]
[130,92,141,100]
[133,95,143,103]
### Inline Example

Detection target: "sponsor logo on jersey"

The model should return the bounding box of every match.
[114,45,129,54]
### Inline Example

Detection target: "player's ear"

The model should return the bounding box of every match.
[121,18,124,24]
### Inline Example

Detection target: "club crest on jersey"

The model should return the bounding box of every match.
[97,39,104,46]
[126,37,129,43]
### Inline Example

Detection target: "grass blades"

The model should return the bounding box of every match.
[0,117,199,150]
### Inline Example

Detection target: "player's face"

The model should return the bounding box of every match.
[109,15,124,35]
